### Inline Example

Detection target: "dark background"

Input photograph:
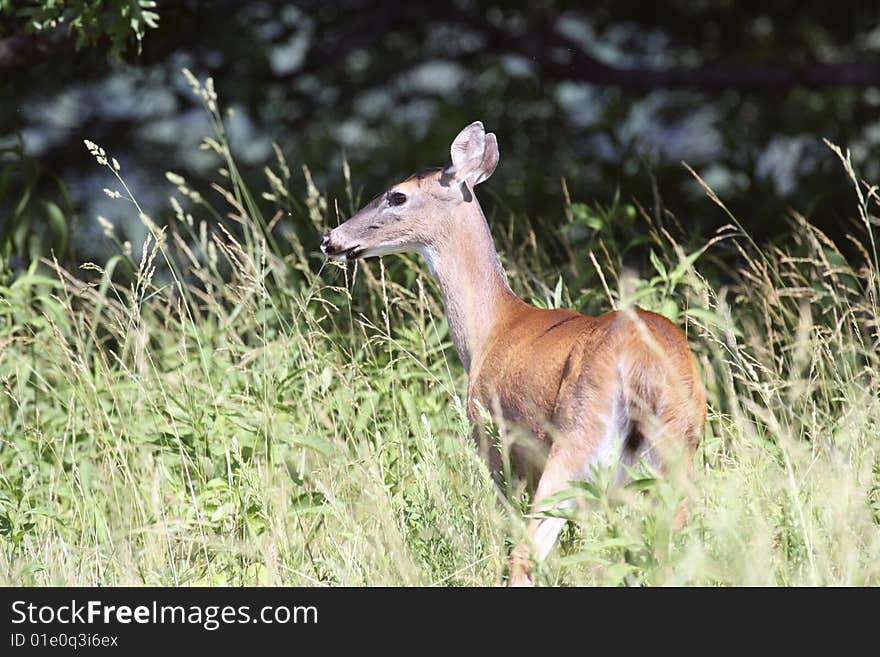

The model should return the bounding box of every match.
[2,0,880,272]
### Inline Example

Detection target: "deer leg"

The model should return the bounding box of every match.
[508,394,626,587]
[508,448,581,587]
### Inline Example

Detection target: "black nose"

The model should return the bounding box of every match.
[320,234,331,254]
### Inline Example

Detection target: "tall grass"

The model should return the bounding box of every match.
[1,75,878,586]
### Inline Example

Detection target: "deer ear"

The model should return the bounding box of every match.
[472,132,499,185]
[447,121,486,185]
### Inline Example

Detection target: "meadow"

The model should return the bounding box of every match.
[1,77,879,586]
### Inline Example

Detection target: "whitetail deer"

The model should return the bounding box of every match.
[321,122,706,586]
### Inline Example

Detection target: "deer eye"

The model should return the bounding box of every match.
[388,192,407,206]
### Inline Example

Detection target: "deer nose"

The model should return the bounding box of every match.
[320,234,331,254]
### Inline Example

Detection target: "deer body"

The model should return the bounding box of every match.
[321,122,706,585]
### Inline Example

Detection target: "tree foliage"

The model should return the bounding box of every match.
[1,0,158,59]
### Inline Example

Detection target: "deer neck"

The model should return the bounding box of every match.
[420,199,521,373]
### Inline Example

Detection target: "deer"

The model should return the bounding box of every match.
[320,121,707,586]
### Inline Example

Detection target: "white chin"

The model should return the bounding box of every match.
[358,244,402,258]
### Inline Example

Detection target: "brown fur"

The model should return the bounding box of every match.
[469,305,706,479]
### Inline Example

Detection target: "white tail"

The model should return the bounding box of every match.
[322,121,706,586]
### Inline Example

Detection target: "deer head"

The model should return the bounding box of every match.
[320,121,499,263]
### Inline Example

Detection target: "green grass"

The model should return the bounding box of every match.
[2,79,879,586]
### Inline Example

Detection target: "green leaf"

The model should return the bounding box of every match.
[289,433,336,457]
[659,298,678,321]
[668,246,708,285]
[41,200,69,256]
[553,275,563,309]
[649,250,667,280]
[603,561,638,585]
